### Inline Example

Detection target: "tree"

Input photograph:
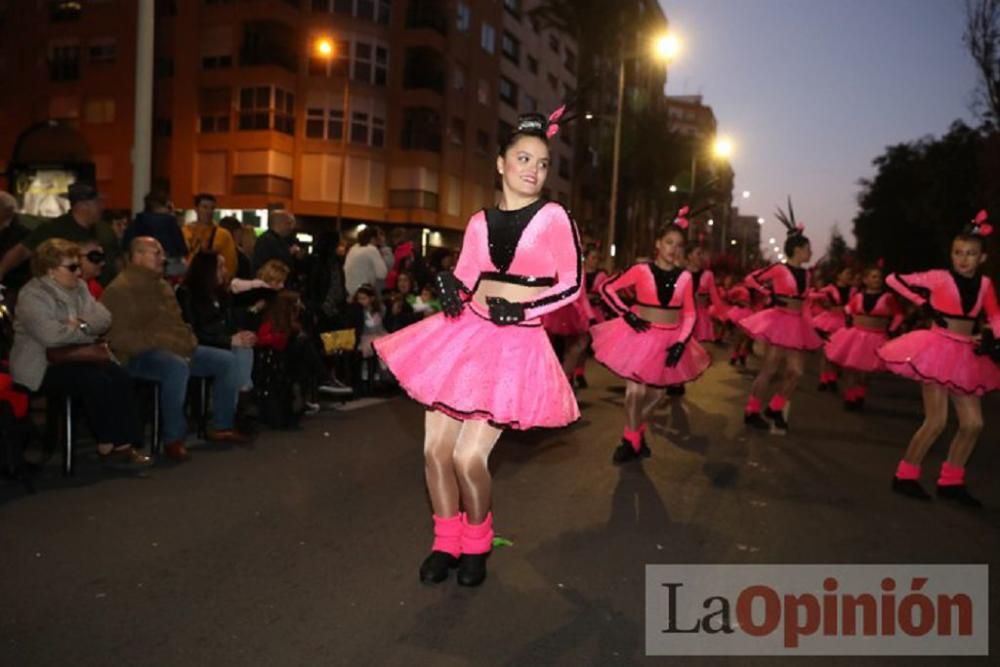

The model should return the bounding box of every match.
[853,121,992,273]
[965,0,1000,126]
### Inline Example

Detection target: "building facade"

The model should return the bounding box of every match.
[1,0,578,237]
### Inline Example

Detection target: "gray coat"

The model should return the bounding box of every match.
[10,277,112,391]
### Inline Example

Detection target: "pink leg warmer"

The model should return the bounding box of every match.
[895,460,921,481]
[745,396,762,414]
[768,394,787,412]
[623,427,642,453]
[573,366,585,378]
[431,514,463,557]
[937,462,965,487]
[461,512,494,555]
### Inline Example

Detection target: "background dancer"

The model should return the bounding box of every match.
[591,209,712,464]
[879,211,1000,508]
[542,244,601,389]
[374,108,582,586]
[724,274,755,367]
[823,263,902,410]
[811,265,855,391]
[740,199,822,434]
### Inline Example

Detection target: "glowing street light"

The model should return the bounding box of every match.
[707,219,714,227]
[712,136,734,160]
[757,217,765,225]
[585,112,594,120]
[314,37,334,58]
[653,33,682,62]
[669,185,678,193]
[768,237,776,244]
[742,190,751,199]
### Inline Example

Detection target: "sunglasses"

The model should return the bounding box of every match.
[60,263,81,273]
[85,251,107,264]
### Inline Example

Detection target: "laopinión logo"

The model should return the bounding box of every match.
[645,565,988,656]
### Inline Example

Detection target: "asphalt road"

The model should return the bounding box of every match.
[2,346,998,666]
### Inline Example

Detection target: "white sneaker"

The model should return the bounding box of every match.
[318,382,352,396]
[304,401,321,415]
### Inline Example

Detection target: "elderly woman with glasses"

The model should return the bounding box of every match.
[10,239,149,466]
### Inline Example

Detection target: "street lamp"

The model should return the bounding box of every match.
[607,29,679,262]
[315,36,351,232]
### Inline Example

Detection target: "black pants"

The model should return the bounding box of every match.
[41,362,144,447]
[288,334,323,399]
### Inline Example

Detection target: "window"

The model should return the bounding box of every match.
[456,1,470,32]
[202,55,233,69]
[477,79,489,105]
[238,85,294,135]
[563,48,576,73]
[548,33,559,54]
[449,117,465,145]
[371,116,385,147]
[199,87,232,133]
[351,111,370,144]
[453,64,465,92]
[315,0,390,23]
[308,39,387,85]
[305,107,343,140]
[481,23,495,53]
[500,30,519,64]
[89,38,116,64]
[475,129,490,154]
[83,98,115,124]
[526,54,538,75]
[498,76,517,107]
[400,107,442,152]
[49,44,80,82]
[50,1,81,22]
[354,42,373,82]
[403,46,446,93]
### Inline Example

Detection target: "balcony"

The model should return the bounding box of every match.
[403,47,446,95]
[240,20,299,73]
[405,0,447,36]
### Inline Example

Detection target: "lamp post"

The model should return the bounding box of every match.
[606,31,680,262]
[315,37,350,233]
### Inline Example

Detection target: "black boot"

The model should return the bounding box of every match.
[612,439,639,464]
[639,435,651,458]
[419,551,459,584]
[666,384,686,397]
[457,553,489,587]
[744,411,770,430]
[891,477,932,501]
[764,408,788,434]
[936,484,983,508]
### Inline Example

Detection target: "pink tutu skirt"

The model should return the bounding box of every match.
[542,297,591,337]
[739,307,824,351]
[824,326,888,373]
[591,316,712,387]
[813,309,847,335]
[877,328,1000,396]
[373,303,579,429]
[727,306,754,324]
[693,303,718,342]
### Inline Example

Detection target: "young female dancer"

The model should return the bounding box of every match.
[725,275,755,366]
[811,265,855,391]
[590,210,712,464]
[542,245,602,389]
[740,200,823,434]
[374,109,582,586]
[685,245,726,344]
[879,211,1000,507]
[823,263,903,410]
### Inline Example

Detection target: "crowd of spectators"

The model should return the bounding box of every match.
[0,182,457,476]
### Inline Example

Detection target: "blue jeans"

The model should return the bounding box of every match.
[232,346,254,390]
[126,346,240,443]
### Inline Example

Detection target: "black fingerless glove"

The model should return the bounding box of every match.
[623,311,651,333]
[975,328,998,359]
[665,342,686,367]
[919,302,948,328]
[435,272,466,318]
[487,297,525,325]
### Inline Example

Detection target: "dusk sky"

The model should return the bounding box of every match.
[661,0,982,259]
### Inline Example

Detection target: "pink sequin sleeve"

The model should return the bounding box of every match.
[677,271,698,342]
[451,213,484,294]
[599,264,644,315]
[886,270,933,307]
[520,205,583,320]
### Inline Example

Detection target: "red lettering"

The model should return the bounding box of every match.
[842,594,878,636]
[736,585,781,638]
[783,594,821,648]
[937,594,973,636]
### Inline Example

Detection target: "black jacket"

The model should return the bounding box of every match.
[176,285,236,349]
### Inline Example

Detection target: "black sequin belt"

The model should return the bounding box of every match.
[478,272,556,287]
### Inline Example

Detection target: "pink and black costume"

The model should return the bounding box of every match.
[739,263,824,351]
[825,291,903,373]
[690,269,726,342]
[541,275,596,336]
[810,283,853,337]
[879,270,1000,396]
[590,263,712,387]
[374,199,582,429]
[725,282,754,325]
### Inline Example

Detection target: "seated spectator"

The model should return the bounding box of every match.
[176,252,257,393]
[256,290,324,423]
[101,237,248,462]
[351,285,388,359]
[218,216,254,281]
[182,194,238,280]
[10,239,149,466]
[409,284,442,319]
[383,286,419,333]
[124,191,187,278]
[78,240,107,299]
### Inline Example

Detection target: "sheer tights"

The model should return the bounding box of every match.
[903,384,984,468]
[424,411,503,524]
[625,380,664,430]
[749,347,805,402]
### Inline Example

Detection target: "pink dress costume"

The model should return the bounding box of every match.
[690,269,726,342]
[585,270,611,323]
[878,270,1000,396]
[810,284,853,337]
[541,275,596,336]
[725,283,754,324]
[824,291,904,373]
[590,264,712,387]
[739,263,824,351]
[373,199,582,429]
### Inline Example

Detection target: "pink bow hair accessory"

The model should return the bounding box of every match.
[674,206,691,230]
[545,104,566,139]
[795,224,805,233]
[974,209,988,224]
[978,223,994,237]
